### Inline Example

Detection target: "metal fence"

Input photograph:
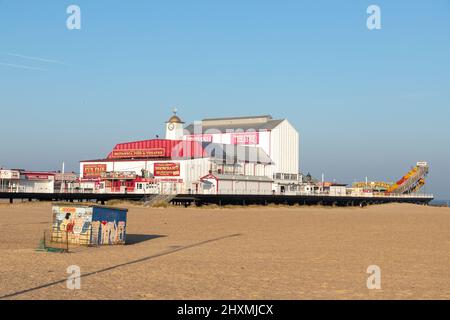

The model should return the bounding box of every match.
[42,226,97,252]
[43,229,69,252]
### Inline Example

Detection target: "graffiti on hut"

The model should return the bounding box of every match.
[51,204,127,246]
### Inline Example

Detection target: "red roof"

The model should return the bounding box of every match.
[21,171,56,180]
[107,139,207,160]
[22,171,56,176]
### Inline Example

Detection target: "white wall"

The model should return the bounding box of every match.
[112,161,147,174]
[217,179,272,195]
[165,122,184,140]
[329,186,347,196]
[19,180,54,193]
[217,180,232,194]
[181,158,211,192]
[270,120,299,175]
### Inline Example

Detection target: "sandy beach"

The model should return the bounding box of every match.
[0,202,449,300]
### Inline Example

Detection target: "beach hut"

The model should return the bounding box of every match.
[50,203,128,247]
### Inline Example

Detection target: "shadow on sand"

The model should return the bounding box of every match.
[125,234,166,245]
[0,233,241,299]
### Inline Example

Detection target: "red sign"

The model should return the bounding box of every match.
[154,163,180,177]
[111,148,165,159]
[25,174,52,180]
[231,132,259,145]
[185,134,213,142]
[156,178,183,183]
[83,164,107,178]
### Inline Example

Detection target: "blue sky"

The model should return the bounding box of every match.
[0,0,449,198]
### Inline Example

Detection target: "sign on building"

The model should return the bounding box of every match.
[0,170,20,179]
[154,163,181,176]
[231,132,259,145]
[83,164,107,178]
[111,148,165,159]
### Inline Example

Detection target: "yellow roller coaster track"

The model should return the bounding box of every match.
[387,163,429,194]
[353,163,429,194]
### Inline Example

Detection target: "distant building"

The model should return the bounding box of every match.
[18,171,55,193]
[0,169,20,192]
[0,169,78,193]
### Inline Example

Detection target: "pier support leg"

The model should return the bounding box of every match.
[101,200,105,205]
[9,198,13,204]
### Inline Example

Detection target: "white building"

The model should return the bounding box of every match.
[1,170,75,194]
[18,171,55,193]
[80,113,275,194]
[0,169,20,192]
[79,112,300,195]
[183,114,300,193]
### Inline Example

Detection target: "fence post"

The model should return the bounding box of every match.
[65,231,69,253]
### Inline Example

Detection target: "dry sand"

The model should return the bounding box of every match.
[0,202,449,300]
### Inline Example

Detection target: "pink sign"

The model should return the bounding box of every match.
[231,132,259,145]
[185,134,213,142]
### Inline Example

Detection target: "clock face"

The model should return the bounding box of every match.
[168,123,175,131]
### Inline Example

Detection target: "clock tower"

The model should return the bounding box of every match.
[165,108,185,140]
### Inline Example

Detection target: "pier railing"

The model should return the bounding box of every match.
[0,188,433,199]
[190,190,434,198]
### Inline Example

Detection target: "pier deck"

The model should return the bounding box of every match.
[0,192,434,206]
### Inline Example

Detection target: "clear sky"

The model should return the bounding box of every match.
[0,0,449,199]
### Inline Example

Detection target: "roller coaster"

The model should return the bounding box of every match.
[353,162,429,195]
[387,162,429,194]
